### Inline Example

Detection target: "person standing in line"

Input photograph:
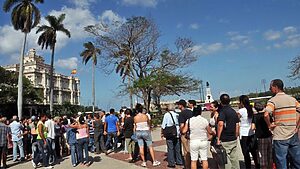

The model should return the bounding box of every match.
[29,116,38,143]
[33,113,52,169]
[252,102,273,169]
[54,116,62,159]
[86,114,95,153]
[104,109,120,153]
[264,79,300,169]
[177,99,193,169]
[161,109,183,168]
[93,114,106,154]
[187,100,197,111]
[45,115,56,165]
[123,109,135,162]
[134,105,160,167]
[9,115,25,162]
[216,94,240,169]
[70,116,90,166]
[0,117,10,169]
[182,106,215,169]
[238,95,259,169]
[66,119,78,167]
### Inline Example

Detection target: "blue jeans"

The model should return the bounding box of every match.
[70,143,78,166]
[105,132,118,151]
[33,140,49,167]
[77,137,89,164]
[274,134,300,169]
[12,140,25,160]
[46,138,55,164]
[166,138,183,166]
[136,130,152,147]
[88,135,95,152]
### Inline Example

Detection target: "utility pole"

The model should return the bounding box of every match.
[261,79,267,93]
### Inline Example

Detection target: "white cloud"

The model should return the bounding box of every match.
[230,35,249,44]
[100,10,125,24]
[227,43,239,50]
[192,43,223,56]
[283,26,297,34]
[264,30,281,41]
[189,23,200,30]
[283,34,300,47]
[121,0,158,7]
[55,57,78,70]
[218,18,230,24]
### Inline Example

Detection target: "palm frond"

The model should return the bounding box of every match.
[3,0,20,12]
[57,13,66,24]
[59,27,71,38]
[31,3,41,28]
[36,25,51,34]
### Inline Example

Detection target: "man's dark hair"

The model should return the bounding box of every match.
[193,105,202,116]
[94,114,100,119]
[135,103,143,113]
[110,108,115,114]
[40,113,47,118]
[254,102,264,112]
[271,79,284,90]
[220,94,230,105]
[188,100,197,106]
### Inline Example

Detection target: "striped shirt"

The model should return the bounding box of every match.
[87,119,94,135]
[265,92,300,140]
[0,123,10,147]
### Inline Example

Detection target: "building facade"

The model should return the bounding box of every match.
[3,49,80,105]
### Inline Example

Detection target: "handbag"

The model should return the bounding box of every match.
[163,112,177,139]
[185,119,190,140]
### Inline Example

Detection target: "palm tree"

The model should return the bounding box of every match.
[80,42,101,113]
[36,13,71,115]
[3,0,44,118]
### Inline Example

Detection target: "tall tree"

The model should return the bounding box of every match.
[80,42,101,113]
[3,0,44,118]
[36,13,71,115]
[289,55,300,79]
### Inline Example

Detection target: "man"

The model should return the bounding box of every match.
[93,114,106,154]
[45,115,55,164]
[9,115,25,162]
[177,99,193,169]
[217,94,240,169]
[187,100,197,111]
[33,113,52,169]
[0,117,10,168]
[161,109,183,168]
[86,114,95,152]
[264,79,300,169]
[104,109,120,154]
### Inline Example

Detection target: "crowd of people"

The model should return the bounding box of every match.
[0,79,299,169]
[161,79,300,169]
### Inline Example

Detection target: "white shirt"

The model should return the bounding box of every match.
[187,115,209,141]
[45,119,55,139]
[238,108,254,136]
[161,111,180,137]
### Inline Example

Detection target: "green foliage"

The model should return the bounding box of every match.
[3,0,43,33]
[80,41,101,65]
[0,67,43,104]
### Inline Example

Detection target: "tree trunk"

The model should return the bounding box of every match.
[49,45,56,116]
[17,33,27,119]
[92,62,95,114]
[128,78,133,108]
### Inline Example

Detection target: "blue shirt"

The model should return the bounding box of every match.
[9,121,23,141]
[66,127,77,144]
[161,111,180,137]
[105,114,119,133]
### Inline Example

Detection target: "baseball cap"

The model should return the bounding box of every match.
[176,99,187,107]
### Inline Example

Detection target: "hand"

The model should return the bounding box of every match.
[216,139,221,145]
[269,123,276,131]
[43,139,47,145]
[160,134,164,139]
[117,131,120,136]
[103,131,107,135]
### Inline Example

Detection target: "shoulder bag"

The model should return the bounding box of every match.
[163,112,177,139]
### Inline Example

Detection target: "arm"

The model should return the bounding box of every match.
[217,121,224,145]
[103,122,107,135]
[116,121,120,136]
[38,123,46,145]
[236,123,240,138]
[206,125,215,135]
[86,124,90,138]
[182,121,188,134]
[133,117,137,133]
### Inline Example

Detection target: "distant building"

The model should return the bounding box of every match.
[3,49,80,105]
[205,82,214,103]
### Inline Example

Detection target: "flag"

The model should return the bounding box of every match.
[71,69,77,75]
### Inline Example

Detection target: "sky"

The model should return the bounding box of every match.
[1,0,300,110]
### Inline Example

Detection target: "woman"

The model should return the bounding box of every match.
[182,106,215,169]
[54,116,62,159]
[70,116,90,166]
[123,109,135,162]
[134,105,160,167]
[93,113,106,154]
[238,95,259,169]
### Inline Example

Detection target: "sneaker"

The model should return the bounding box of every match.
[44,166,54,169]
[153,161,161,167]
[141,162,147,167]
[31,160,37,168]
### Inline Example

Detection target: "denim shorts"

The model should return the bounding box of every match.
[136,130,153,147]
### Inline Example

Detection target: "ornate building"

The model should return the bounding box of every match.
[3,49,80,105]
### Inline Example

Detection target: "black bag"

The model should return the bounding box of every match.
[163,112,177,139]
[185,119,190,140]
[210,144,228,166]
